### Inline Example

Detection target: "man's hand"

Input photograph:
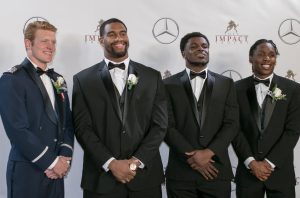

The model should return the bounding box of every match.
[52,156,71,178]
[185,149,218,180]
[108,159,136,183]
[249,160,273,181]
[44,169,59,179]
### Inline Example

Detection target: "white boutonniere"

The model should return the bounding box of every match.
[127,74,138,90]
[267,84,286,102]
[51,76,67,100]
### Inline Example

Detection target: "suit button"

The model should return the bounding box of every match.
[39,126,42,130]
[54,139,57,142]
[258,151,263,154]
[199,135,204,138]
[122,130,126,134]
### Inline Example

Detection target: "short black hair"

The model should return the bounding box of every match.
[249,39,279,57]
[99,18,127,37]
[180,32,210,52]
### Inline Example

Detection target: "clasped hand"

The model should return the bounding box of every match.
[44,156,71,179]
[185,149,219,180]
[249,160,274,181]
[108,158,140,184]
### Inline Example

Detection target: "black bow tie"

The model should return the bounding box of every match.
[190,70,206,80]
[108,62,125,70]
[36,67,54,77]
[254,77,270,86]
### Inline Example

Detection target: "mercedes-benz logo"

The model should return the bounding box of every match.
[23,16,48,34]
[278,18,300,45]
[221,69,242,82]
[152,17,179,44]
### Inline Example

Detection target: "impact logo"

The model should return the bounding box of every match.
[285,69,297,81]
[216,20,248,44]
[23,16,48,33]
[152,18,179,44]
[84,19,104,44]
[278,18,300,45]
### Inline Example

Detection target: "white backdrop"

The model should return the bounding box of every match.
[1,0,300,197]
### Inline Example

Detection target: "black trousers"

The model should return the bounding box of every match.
[166,179,231,198]
[84,184,162,198]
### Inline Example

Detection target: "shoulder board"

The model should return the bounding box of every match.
[4,65,22,74]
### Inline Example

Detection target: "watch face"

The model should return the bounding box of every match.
[129,163,137,171]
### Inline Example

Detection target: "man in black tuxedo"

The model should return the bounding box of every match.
[232,39,300,198]
[0,21,74,198]
[164,32,239,198]
[72,18,167,198]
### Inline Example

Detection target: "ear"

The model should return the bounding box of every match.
[24,39,32,51]
[181,51,185,58]
[249,56,253,64]
[99,37,104,47]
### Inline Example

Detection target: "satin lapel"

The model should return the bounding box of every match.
[263,77,277,130]
[201,72,214,129]
[22,59,57,125]
[247,79,260,131]
[122,62,138,125]
[180,71,200,127]
[99,61,122,121]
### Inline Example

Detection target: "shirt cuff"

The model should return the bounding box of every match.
[265,158,276,169]
[47,157,59,170]
[103,157,115,172]
[244,156,255,169]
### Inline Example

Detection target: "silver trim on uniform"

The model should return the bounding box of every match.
[60,144,73,151]
[32,146,48,163]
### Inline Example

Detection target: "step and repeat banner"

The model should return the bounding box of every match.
[1,0,300,197]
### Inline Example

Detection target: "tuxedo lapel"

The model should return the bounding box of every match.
[263,77,277,130]
[22,58,57,125]
[99,61,122,121]
[200,72,214,129]
[180,71,200,127]
[247,78,261,131]
[122,61,138,126]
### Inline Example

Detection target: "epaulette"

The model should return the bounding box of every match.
[4,65,22,74]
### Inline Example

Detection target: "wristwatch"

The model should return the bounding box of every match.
[129,163,137,171]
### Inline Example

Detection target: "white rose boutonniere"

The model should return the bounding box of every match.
[127,74,138,90]
[51,76,68,100]
[268,84,286,102]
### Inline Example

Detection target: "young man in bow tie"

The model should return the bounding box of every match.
[72,18,167,198]
[0,21,74,198]
[232,39,300,198]
[163,32,239,198]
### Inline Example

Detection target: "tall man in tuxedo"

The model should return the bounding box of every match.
[232,39,300,198]
[164,32,239,198]
[72,18,167,198]
[0,21,74,198]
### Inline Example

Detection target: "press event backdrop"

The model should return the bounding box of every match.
[1,0,300,197]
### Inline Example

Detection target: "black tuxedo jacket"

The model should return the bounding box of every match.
[72,60,167,194]
[0,58,74,198]
[164,70,239,182]
[232,74,300,189]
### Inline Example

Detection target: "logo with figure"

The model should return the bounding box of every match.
[285,69,296,81]
[221,69,242,81]
[216,20,248,44]
[225,20,239,35]
[163,70,172,79]
[23,17,48,34]
[278,18,300,45]
[84,19,103,43]
[152,18,179,44]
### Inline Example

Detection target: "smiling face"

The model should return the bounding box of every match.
[182,36,209,72]
[25,29,56,69]
[250,42,277,79]
[99,22,129,62]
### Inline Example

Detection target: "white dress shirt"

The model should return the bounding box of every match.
[186,67,207,101]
